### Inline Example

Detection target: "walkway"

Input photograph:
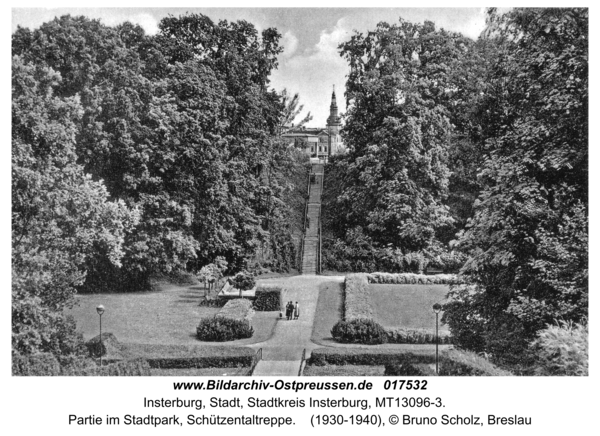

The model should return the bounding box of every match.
[250,275,344,376]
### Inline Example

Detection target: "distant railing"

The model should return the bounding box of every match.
[298,348,307,376]
[318,212,322,275]
[250,348,263,375]
[299,165,311,272]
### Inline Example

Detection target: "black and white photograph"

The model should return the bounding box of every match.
[5,2,595,434]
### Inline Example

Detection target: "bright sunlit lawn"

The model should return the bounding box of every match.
[66,284,277,346]
[370,284,450,332]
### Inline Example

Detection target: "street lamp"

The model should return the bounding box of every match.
[96,305,105,367]
[432,303,442,375]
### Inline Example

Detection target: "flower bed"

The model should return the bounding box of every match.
[367,272,460,285]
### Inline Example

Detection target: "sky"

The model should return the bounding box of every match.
[12,7,488,127]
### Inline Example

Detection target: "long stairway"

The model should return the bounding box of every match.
[301,163,323,275]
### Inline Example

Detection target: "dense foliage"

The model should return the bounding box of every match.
[12,13,307,359]
[443,8,588,369]
[253,287,282,311]
[196,317,254,342]
[529,321,588,376]
[325,9,587,371]
[331,318,388,345]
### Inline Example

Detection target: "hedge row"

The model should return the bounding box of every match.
[386,328,452,344]
[308,348,436,367]
[366,272,460,285]
[344,274,373,320]
[12,352,151,376]
[117,344,255,368]
[217,298,255,322]
[308,348,511,376]
[253,287,282,311]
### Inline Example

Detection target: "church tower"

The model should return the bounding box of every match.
[327,86,341,158]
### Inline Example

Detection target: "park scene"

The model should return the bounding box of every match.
[12,8,588,377]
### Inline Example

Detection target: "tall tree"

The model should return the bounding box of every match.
[332,19,473,252]
[12,56,135,354]
[445,8,588,366]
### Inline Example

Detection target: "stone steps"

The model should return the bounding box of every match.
[301,167,324,275]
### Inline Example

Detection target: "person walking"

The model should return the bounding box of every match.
[294,302,300,320]
[286,301,293,320]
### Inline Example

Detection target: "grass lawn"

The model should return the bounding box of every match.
[67,284,277,346]
[370,284,449,331]
[310,281,343,345]
[303,365,385,376]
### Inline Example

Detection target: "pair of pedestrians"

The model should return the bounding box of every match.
[284,301,299,320]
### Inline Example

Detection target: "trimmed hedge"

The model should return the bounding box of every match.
[309,348,435,367]
[62,358,151,376]
[117,343,255,369]
[308,348,511,376]
[367,272,460,285]
[385,362,435,376]
[197,317,254,342]
[386,328,452,344]
[253,287,282,311]
[217,298,255,322]
[12,352,151,376]
[331,318,388,345]
[344,274,373,320]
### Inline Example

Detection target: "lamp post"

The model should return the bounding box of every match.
[96,305,105,367]
[432,303,442,375]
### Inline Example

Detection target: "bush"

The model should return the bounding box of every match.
[344,274,373,320]
[86,332,122,358]
[197,317,254,342]
[530,321,588,376]
[331,318,388,345]
[385,362,432,376]
[253,287,282,311]
[12,352,61,376]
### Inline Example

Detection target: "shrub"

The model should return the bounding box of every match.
[86,332,121,358]
[12,352,61,376]
[253,287,282,311]
[196,317,254,342]
[217,298,254,322]
[439,349,512,376]
[344,274,373,320]
[331,318,388,345]
[530,321,588,376]
[386,328,452,344]
[385,362,432,376]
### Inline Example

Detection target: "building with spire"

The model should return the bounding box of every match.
[281,87,346,163]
